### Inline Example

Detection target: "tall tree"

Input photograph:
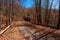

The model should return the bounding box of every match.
[5,0,8,26]
[35,0,42,25]
[8,0,11,25]
[45,0,54,26]
[0,0,1,28]
[11,0,14,21]
[45,0,49,26]
[57,0,60,29]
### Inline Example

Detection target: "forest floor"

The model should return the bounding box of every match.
[0,20,60,40]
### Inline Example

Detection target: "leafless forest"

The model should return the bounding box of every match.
[0,0,60,40]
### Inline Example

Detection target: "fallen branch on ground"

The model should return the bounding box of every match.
[0,21,25,35]
[0,25,11,35]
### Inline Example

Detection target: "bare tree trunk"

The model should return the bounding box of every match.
[35,0,41,25]
[49,0,54,14]
[45,0,54,26]
[8,0,11,25]
[48,0,54,26]
[11,0,13,21]
[45,0,49,26]
[6,0,8,27]
[35,0,38,24]
[0,0,1,28]
[38,0,42,25]
[57,0,60,29]
[12,0,14,21]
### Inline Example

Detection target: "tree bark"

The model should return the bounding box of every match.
[35,0,41,25]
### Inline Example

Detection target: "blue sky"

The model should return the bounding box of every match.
[18,0,59,9]
[18,0,34,8]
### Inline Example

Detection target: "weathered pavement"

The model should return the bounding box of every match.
[0,21,60,40]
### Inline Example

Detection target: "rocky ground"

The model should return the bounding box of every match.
[0,21,60,40]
